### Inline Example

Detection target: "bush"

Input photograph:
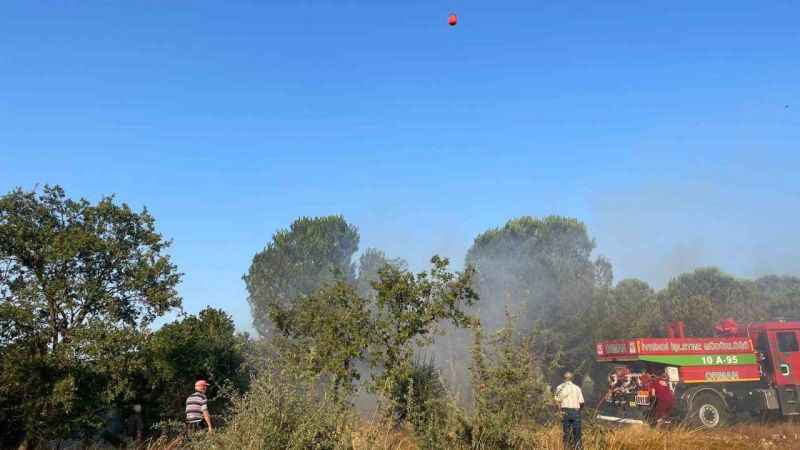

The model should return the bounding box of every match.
[187,368,353,450]
[389,358,455,449]
[389,358,445,427]
[460,322,552,449]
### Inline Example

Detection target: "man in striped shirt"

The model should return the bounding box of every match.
[185,380,213,433]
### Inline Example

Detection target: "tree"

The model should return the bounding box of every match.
[268,255,479,408]
[355,248,406,300]
[465,216,598,332]
[657,267,763,336]
[144,308,249,426]
[271,281,372,395]
[755,275,800,319]
[243,216,359,337]
[369,256,479,397]
[592,279,659,341]
[463,216,605,382]
[0,185,182,446]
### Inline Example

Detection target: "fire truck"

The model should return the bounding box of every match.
[595,319,800,428]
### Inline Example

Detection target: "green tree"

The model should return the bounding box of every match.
[592,278,659,341]
[464,216,604,380]
[243,216,359,337]
[369,256,479,399]
[143,307,249,426]
[271,281,372,395]
[755,275,800,319]
[355,248,406,300]
[0,185,182,446]
[657,267,763,336]
[268,255,478,413]
[465,216,598,330]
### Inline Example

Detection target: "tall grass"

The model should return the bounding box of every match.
[90,421,800,450]
[346,421,800,450]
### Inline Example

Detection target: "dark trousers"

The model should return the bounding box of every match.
[562,408,582,449]
[185,420,206,436]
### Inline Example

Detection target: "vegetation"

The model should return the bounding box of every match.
[465,321,552,449]
[3,186,800,449]
[0,186,182,447]
[144,307,250,428]
[348,421,800,450]
[187,369,354,450]
[0,187,249,449]
[243,215,360,337]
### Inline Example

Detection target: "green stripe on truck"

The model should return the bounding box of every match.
[638,353,756,366]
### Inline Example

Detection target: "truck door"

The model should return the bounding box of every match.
[768,329,800,415]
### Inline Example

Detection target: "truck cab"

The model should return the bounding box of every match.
[750,321,800,415]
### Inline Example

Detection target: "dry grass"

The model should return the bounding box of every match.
[126,419,800,449]
[350,421,419,450]
[347,421,800,450]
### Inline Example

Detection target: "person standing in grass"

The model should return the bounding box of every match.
[554,371,584,450]
[185,380,213,434]
[127,404,144,443]
[651,370,675,425]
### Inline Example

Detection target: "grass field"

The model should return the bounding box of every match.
[349,422,800,450]
[135,420,800,450]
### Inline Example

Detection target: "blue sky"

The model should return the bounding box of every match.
[2,1,799,331]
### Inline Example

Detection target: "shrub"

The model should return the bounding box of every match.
[460,321,552,449]
[390,358,456,449]
[390,358,445,426]
[187,369,353,450]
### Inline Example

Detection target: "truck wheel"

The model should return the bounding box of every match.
[689,392,729,429]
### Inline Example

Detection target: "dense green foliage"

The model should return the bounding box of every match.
[591,278,660,342]
[272,281,372,394]
[188,369,354,450]
[392,357,447,430]
[243,215,359,337]
[0,186,183,446]
[457,215,800,391]
[464,321,551,449]
[0,187,252,449]
[144,307,250,427]
[269,255,478,401]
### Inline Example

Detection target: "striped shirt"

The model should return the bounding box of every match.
[185,391,208,423]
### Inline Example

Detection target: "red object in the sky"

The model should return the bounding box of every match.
[448,14,457,26]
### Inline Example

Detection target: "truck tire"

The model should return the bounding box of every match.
[689,392,729,429]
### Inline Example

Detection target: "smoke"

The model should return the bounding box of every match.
[358,172,800,404]
[588,180,800,289]
[423,217,600,401]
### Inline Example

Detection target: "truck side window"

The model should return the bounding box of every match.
[777,332,799,353]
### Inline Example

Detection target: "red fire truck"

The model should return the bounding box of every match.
[595,319,800,428]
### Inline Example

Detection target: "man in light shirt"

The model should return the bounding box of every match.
[554,371,584,449]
